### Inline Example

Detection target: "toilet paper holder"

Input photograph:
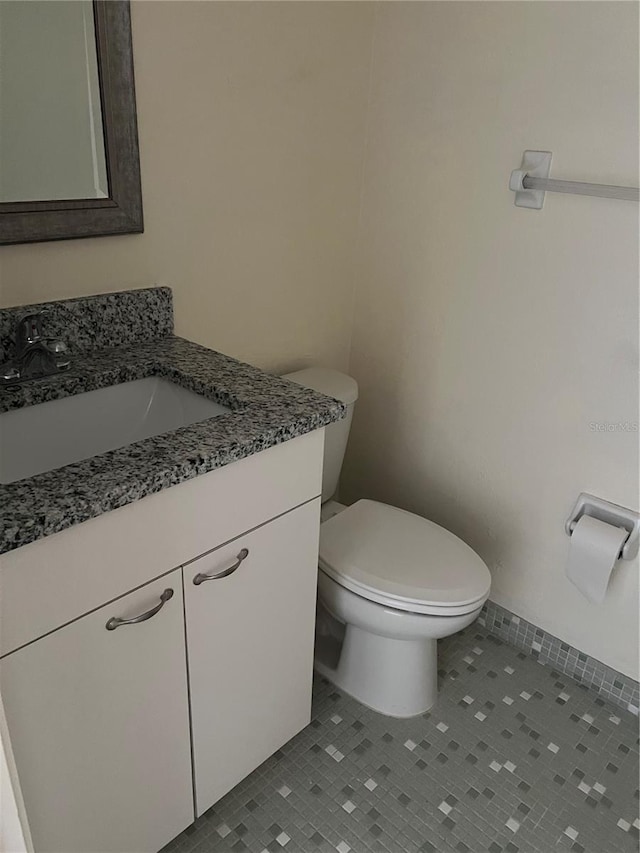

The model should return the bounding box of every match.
[565,493,640,561]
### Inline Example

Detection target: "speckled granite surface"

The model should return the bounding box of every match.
[0,287,173,362]
[0,290,344,555]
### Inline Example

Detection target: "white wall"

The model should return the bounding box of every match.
[0,1,374,375]
[342,1,639,678]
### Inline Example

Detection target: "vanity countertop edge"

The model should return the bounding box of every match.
[0,288,345,555]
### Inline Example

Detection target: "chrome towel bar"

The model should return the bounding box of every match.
[510,150,640,209]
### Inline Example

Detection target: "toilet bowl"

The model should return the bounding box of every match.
[316,498,490,716]
[282,368,491,717]
[316,573,483,718]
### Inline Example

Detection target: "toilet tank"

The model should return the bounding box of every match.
[282,368,358,502]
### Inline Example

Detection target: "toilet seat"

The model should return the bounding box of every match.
[319,500,491,616]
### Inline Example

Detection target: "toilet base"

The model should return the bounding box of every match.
[315,625,438,718]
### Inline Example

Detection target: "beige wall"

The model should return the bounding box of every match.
[1,1,638,677]
[0,1,373,374]
[342,1,639,678]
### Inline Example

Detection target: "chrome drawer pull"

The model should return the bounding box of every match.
[105,588,174,631]
[193,548,249,585]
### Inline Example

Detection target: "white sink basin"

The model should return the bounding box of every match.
[0,377,230,484]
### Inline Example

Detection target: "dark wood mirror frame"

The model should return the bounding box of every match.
[0,0,143,246]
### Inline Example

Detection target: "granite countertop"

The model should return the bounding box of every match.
[0,289,345,555]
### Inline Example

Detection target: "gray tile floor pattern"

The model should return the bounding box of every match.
[162,626,639,853]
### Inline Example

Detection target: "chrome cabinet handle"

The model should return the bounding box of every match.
[193,548,249,585]
[105,588,174,631]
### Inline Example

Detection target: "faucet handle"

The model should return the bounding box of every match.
[16,312,44,348]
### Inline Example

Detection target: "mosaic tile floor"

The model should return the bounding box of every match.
[162,626,639,853]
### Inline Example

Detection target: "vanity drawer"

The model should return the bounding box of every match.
[0,428,324,657]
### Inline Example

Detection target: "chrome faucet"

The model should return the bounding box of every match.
[1,312,71,384]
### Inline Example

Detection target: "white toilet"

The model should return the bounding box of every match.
[283,368,491,718]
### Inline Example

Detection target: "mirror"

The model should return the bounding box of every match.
[0,1,109,203]
[0,0,143,244]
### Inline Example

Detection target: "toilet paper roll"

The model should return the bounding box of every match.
[566,515,629,604]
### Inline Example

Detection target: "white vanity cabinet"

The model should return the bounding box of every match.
[184,499,320,814]
[0,430,325,853]
[0,571,194,853]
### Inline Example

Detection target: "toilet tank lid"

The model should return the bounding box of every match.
[282,368,358,405]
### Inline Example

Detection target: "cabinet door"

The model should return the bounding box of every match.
[184,499,320,815]
[0,571,193,853]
